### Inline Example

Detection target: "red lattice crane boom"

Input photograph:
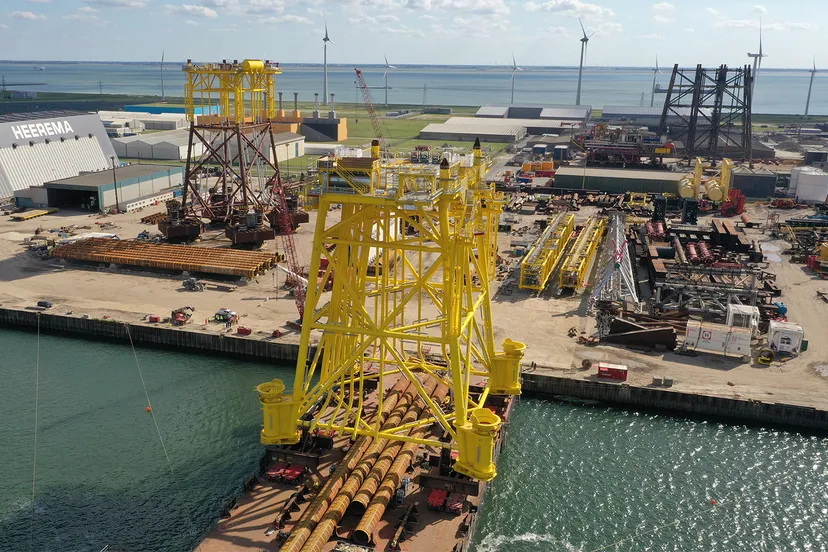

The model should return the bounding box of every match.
[355,68,385,149]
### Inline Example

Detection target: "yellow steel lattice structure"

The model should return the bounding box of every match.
[258,141,523,481]
[518,213,575,291]
[183,58,280,123]
[560,216,606,290]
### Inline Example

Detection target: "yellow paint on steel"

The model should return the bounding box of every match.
[559,216,607,290]
[182,59,281,123]
[518,213,575,291]
[260,140,523,483]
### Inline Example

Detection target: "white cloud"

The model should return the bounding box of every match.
[165,4,219,17]
[636,33,662,39]
[524,0,614,18]
[263,14,312,23]
[384,24,426,36]
[11,11,46,19]
[683,27,694,32]
[408,0,509,15]
[243,0,285,14]
[753,4,767,14]
[185,19,199,24]
[652,15,673,23]
[705,7,720,15]
[85,0,147,7]
[714,19,816,31]
[377,13,399,22]
[0,23,8,29]
[652,2,674,10]
[27,0,52,3]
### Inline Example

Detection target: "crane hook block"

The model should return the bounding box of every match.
[488,338,526,396]
[453,408,502,481]
[257,379,301,445]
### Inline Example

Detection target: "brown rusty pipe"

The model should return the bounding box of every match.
[353,383,450,546]
[279,379,411,552]
[349,379,444,515]
[298,378,428,552]
[673,236,687,264]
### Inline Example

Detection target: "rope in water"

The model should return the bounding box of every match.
[124,324,202,552]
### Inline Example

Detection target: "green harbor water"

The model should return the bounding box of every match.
[1,329,827,552]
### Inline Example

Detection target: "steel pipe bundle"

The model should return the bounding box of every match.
[352,383,450,546]
[686,243,699,263]
[51,238,277,278]
[698,242,713,263]
[298,378,427,552]
[279,380,411,552]
[673,236,688,264]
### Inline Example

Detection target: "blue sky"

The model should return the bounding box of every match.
[0,0,825,68]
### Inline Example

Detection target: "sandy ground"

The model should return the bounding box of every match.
[1,198,827,411]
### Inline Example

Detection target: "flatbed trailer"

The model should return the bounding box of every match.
[10,208,58,221]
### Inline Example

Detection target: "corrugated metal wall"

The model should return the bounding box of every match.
[554,173,681,194]
[732,173,777,198]
[0,137,110,197]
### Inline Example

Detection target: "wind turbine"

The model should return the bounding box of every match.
[510,53,523,104]
[322,20,333,106]
[805,57,817,118]
[383,54,396,106]
[747,19,767,99]
[649,54,661,108]
[575,18,594,106]
[160,50,166,103]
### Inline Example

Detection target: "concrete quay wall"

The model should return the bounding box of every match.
[522,372,828,432]
[0,307,307,363]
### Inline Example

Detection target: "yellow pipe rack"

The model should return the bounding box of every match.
[559,216,606,290]
[518,213,575,291]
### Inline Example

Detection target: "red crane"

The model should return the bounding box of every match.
[355,68,385,150]
[268,134,306,325]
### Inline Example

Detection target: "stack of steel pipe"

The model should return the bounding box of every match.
[51,238,277,278]
[279,379,411,552]
[298,377,436,552]
[698,242,713,263]
[352,383,450,546]
[673,236,688,264]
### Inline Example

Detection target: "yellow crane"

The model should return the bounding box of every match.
[257,139,524,481]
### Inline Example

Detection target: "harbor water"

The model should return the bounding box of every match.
[0,62,826,115]
[1,329,827,551]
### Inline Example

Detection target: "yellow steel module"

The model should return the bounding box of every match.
[559,216,606,290]
[182,58,280,122]
[519,213,575,291]
[258,139,524,481]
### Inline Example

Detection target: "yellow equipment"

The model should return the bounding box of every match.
[519,213,575,291]
[678,157,734,201]
[559,216,606,290]
[258,139,523,482]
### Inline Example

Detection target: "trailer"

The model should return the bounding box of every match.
[683,320,752,360]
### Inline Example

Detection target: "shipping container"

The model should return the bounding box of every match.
[597,362,628,381]
[683,321,751,359]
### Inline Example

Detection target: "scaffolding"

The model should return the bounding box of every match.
[654,265,759,317]
[518,213,575,291]
[560,216,606,290]
[257,141,523,482]
[658,64,753,162]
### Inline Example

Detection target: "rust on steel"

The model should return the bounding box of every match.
[51,238,276,278]
[349,379,444,516]
[279,379,411,552]
[298,377,433,552]
[352,382,450,547]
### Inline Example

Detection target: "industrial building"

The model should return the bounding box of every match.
[730,166,779,198]
[16,164,183,211]
[0,111,117,198]
[476,104,592,121]
[111,129,304,162]
[600,106,704,130]
[420,117,583,143]
[98,110,189,131]
[553,166,686,194]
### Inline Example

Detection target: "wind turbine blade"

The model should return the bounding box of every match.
[161,50,164,65]
[512,53,517,69]
[814,56,817,72]
[385,54,389,67]
[579,18,587,39]
[588,31,597,38]
[758,19,763,57]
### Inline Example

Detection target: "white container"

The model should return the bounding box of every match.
[726,304,760,336]
[791,167,828,203]
[684,320,752,359]
[768,320,804,354]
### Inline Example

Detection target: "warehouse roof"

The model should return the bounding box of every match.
[45,163,182,188]
[476,104,592,121]
[420,122,524,137]
[554,166,686,181]
[0,110,87,123]
[444,117,582,130]
[476,106,509,117]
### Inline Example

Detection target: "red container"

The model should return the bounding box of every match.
[237,326,252,336]
[148,315,161,323]
[597,362,628,381]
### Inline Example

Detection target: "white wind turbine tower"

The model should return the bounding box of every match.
[575,18,595,106]
[323,20,334,106]
[805,57,817,118]
[747,20,767,99]
[160,50,166,103]
[510,53,523,104]
[649,54,661,107]
[383,54,396,106]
